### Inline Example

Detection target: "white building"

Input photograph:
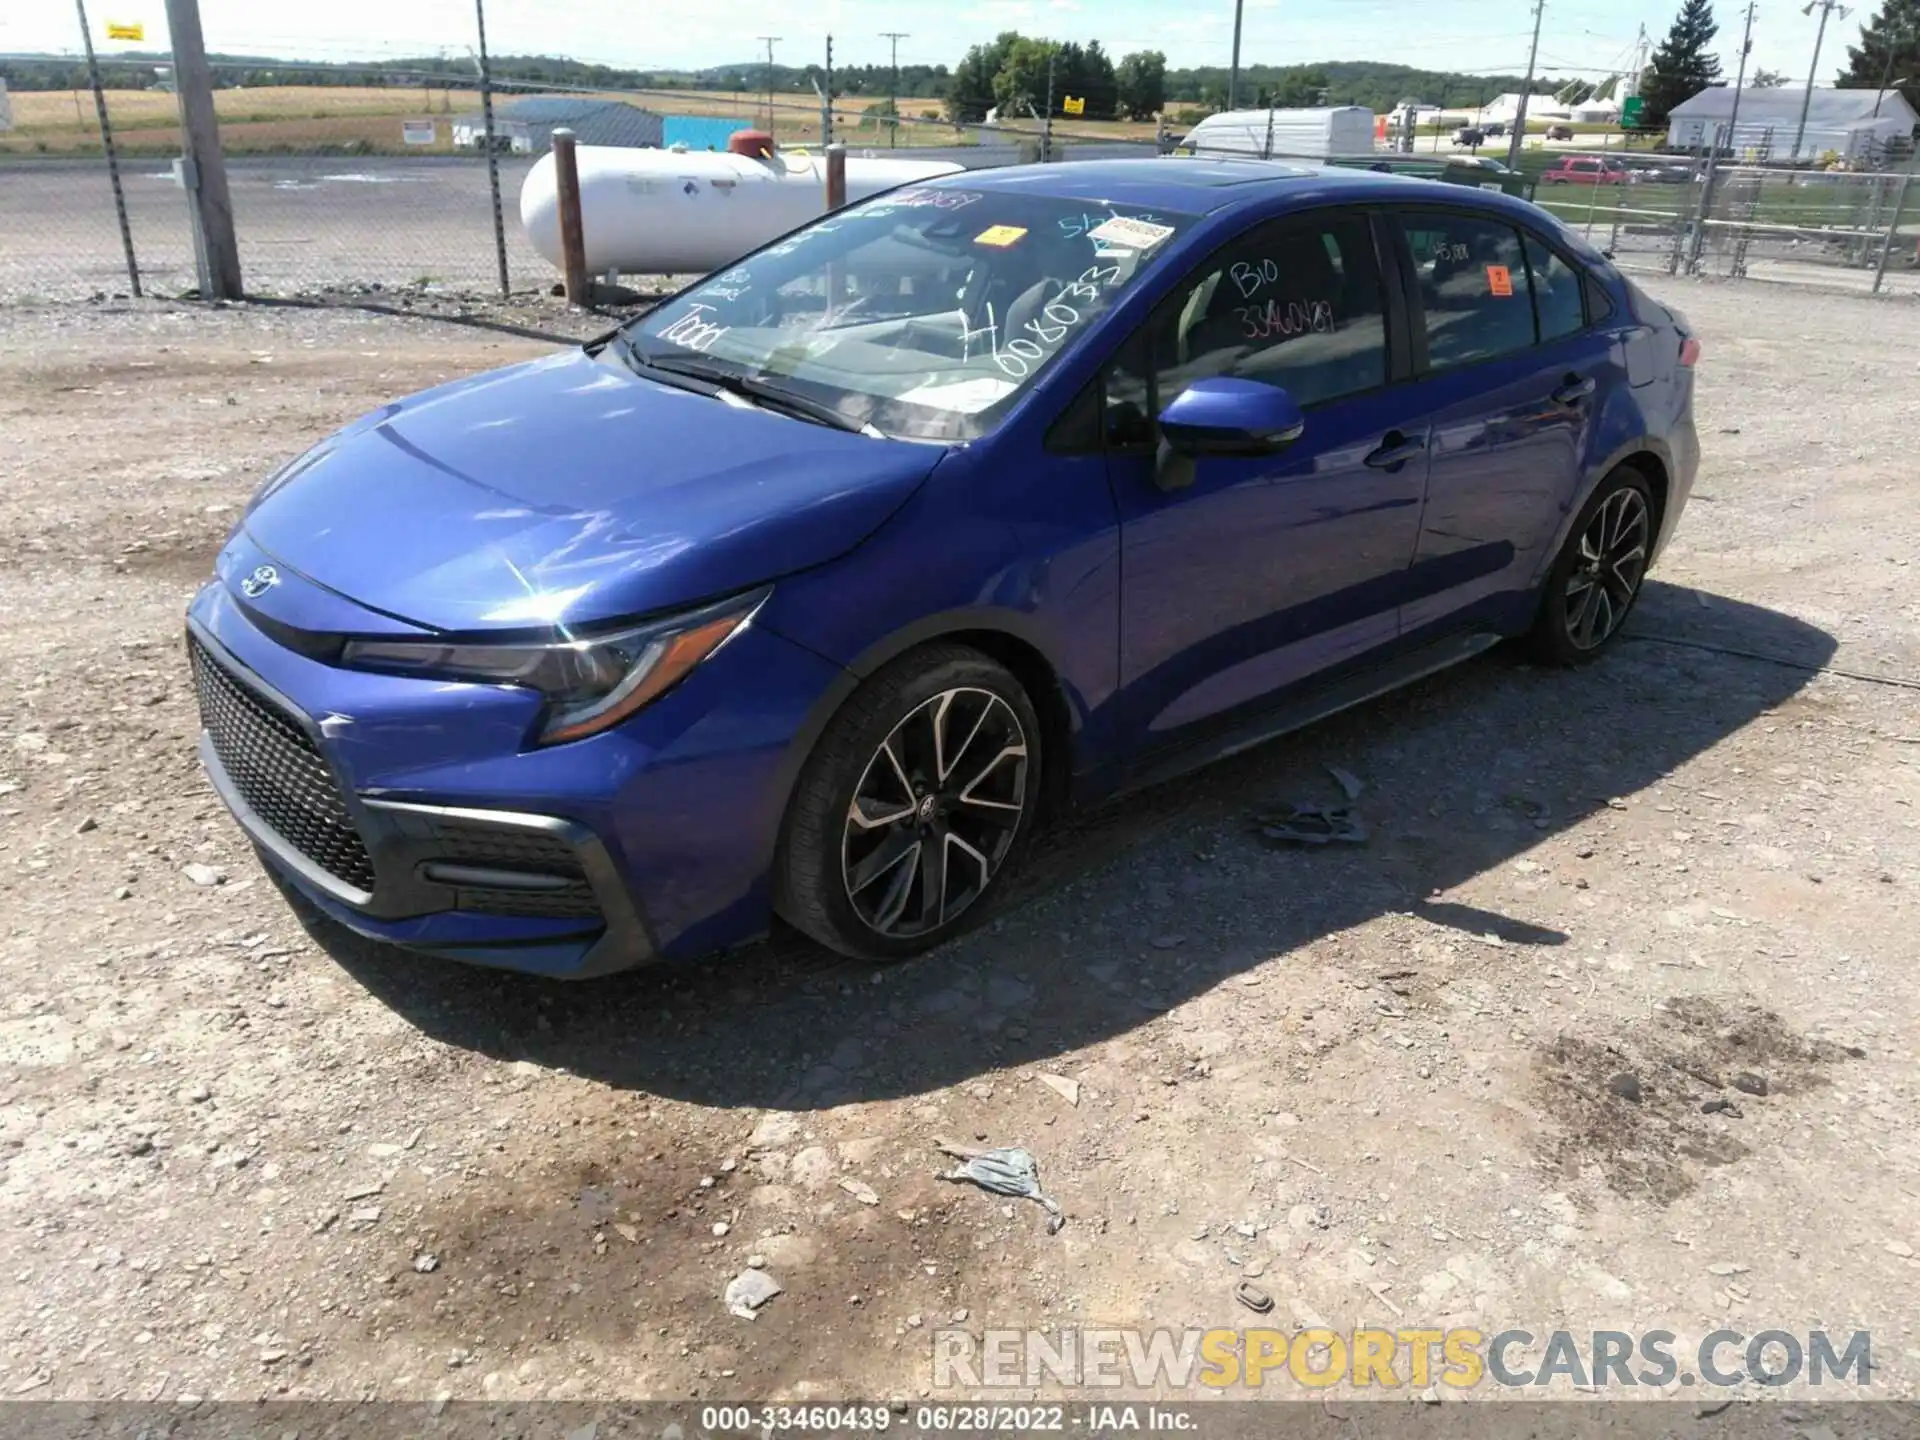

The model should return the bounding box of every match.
[1475,92,1572,126]
[1666,85,1918,162]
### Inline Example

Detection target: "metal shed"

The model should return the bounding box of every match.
[453,97,664,154]
[1666,86,1918,163]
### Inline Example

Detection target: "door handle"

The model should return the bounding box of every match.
[1552,375,1597,406]
[1364,431,1426,470]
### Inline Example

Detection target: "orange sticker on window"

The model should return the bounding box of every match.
[1486,264,1514,297]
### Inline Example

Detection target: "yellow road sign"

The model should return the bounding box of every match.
[106,21,144,40]
[1062,95,1085,116]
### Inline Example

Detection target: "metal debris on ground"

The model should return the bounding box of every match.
[1234,1281,1274,1314]
[936,1139,1065,1234]
[1038,1073,1081,1107]
[724,1268,782,1320]
[1325,765,1364,802]
[1254,764,1369,847]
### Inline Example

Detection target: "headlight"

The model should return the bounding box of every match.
[341,590,765,744]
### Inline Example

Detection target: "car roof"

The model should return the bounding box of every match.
[941,158,1526,217]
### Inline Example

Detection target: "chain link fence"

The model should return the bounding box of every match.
[1532,157,1920,296]
[5,28,1917,307]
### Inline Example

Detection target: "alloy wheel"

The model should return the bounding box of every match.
[1563,486,1650,651]
[841,687,1029,939]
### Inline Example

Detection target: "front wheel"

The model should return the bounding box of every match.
[1530,468,1655,665]
[773,643,1042,962]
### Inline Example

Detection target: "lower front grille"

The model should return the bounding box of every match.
[454,885,603,920]
[426,816,603,922]
[189,637,378,894]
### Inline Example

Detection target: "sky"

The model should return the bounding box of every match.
[0,0,1878,89]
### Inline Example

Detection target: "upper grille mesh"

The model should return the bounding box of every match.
[189,637,377,893]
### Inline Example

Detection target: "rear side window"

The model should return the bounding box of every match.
[1524,234,1587,342]
[1402,212,1536,370]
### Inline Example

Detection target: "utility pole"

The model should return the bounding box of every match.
[164,0,242,298]
[881,31,908,148]
[1793,0,1850,162]
[1623,23,1650,96]
[74,0,141,296]
[1043,47,1056,161]
[1725,0,1757,160]
[757,35,781,132]
[1505,0,1546,169]
[823,34,834,144]
[1228,0,1245,110]
[1873,15,1910,116]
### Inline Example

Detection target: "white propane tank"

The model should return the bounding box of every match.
[519,144,967,275]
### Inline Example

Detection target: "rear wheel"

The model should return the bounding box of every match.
[1530,468,1655,665]
[773,644,1042,961]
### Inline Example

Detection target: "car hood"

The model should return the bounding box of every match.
[241,348,942,633]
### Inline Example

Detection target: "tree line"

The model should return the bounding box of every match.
[7,0,1912,129]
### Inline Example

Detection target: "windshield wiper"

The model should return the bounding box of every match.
[597,332,735,402]
[641,353,884,438]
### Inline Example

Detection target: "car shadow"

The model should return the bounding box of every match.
[299,580,1835,1111]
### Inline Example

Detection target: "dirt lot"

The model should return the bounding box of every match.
[1,280,1918,1410]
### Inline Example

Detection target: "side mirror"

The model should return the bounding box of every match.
[1157,377,1306,459]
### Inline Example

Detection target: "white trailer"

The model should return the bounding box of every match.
[1178,106,1377,161]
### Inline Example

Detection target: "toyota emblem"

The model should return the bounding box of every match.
[240,564,280,598]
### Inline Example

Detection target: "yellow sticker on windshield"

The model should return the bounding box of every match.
[974,225,1028,247]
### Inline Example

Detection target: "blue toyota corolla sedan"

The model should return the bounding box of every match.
[187,159,1699,978]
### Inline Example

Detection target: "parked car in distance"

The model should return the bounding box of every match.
[1542,155,1632,185]
[1545,123,1576,141]
[187,159,1700,978]
[1453,126,1485,148]
[1622,156,1693,184]
[1481,121,1508,137]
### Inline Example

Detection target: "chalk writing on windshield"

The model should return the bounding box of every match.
[1058,210,1163,252]
[656,303,730,353]
[974,262,1123,379]
[883,187,983,210]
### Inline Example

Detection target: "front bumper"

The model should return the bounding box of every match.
[191,618,654,978]
[185,569,848,979]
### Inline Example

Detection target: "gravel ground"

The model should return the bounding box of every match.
[1,280,1918,1408]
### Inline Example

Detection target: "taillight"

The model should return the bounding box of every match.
[1679,336,1701,367]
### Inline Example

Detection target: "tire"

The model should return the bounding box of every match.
[772,643,1044,962]
[1530,467,1656,666]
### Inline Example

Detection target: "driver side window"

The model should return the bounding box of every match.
[1102,211,1390,448]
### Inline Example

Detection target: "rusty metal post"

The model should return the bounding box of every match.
[550,128,590,306]
[824,141,847,211]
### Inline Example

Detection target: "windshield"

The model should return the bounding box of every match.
[626,186,1196,441]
